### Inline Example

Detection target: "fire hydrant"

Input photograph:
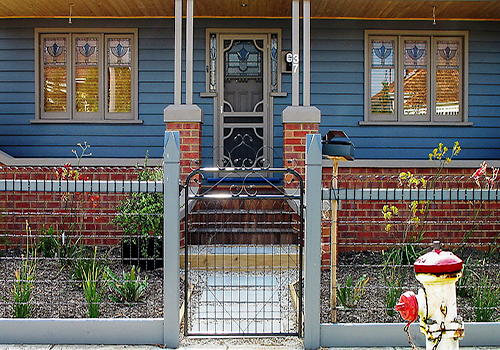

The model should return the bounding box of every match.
[396,241,465,350]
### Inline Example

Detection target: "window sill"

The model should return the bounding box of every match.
[359,121,473,127]
[31,119,143,124]
[200,92,217,98]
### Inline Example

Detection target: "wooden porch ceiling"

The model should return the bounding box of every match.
[0,0,499,20]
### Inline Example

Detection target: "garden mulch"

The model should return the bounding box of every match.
[0,246,499,323]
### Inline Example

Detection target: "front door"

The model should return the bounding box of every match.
[216,34,271,168]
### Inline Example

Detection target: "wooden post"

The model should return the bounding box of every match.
[328,156,339,323]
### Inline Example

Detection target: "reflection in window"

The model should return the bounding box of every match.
[75,37,99,113]
[436,41,460,116]
[371,40,395,114]
[404,40,428,116]
[43,37,67,112]
[108,38,131,113]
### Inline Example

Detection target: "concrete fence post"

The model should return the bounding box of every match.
[163,131,181,348]
[304,133,322,349]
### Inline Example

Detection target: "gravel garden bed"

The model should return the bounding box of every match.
[1,246,499,324]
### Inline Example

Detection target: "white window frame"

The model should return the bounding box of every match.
[362,30,470,126]
[33,28,139,124]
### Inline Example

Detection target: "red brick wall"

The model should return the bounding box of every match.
[283,122,319,181]
[320,166,500,268]
[0,167,137,248]
[166,122,202,182]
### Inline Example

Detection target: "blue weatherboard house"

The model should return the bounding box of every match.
[0,0,499,171]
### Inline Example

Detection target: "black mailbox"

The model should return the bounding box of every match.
[321,130,355,161]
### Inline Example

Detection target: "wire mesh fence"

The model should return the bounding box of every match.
[321,173,500,324]
[1,165,499,325]
[0,165,166,319]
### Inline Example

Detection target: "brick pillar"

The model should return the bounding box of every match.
[164,105,203,182]
[282,106,321,181]
[165,121,201,181]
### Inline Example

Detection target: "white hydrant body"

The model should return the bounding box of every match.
[396,242,464,350]
[415,271,464,350]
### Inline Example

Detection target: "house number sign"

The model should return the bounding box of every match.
[286,52,299,73]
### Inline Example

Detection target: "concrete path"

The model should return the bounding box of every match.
[1,345,500,350]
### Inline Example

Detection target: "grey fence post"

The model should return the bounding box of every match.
[163,131,181,348]
[304,133,322,349]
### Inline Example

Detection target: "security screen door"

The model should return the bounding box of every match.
[216,34,271,168]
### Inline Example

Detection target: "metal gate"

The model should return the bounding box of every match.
[183,167,303,336]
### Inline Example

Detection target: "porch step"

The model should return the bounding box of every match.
[187,183,300,245]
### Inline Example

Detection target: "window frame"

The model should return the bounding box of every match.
[34,28,139,124]
[363,30,469,126]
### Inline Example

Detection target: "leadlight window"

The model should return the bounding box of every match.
[366,32,466,124]
[224,40,263,77]
[270,34,278,92]
[43,37,68,115]
[37,30,137,122]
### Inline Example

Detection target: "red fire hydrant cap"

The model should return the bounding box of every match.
[414,247,463,274]
[396,291,419,322]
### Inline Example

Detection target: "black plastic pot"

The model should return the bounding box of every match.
[121,236,163,270]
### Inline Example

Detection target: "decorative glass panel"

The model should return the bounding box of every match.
[76,37,98,65]
[43,38,67,112]
[75,37,99,113]
[225,40,262,77]
[108,38,131,65]
[436,40,459,68]
[404,69,428,115]
[108,38,131,113]
[270,34,278,92]
[209,34,217,92]
[371,68,395,114]
[44,38,67,66]
[372,40,394,67]
[404,40,427,68]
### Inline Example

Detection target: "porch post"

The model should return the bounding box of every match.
[163,131,181,348]
[292,0,300,106]
[304,134,322,349]
[165,0,203,181]
[174,0,182,105]
[186,0,194,105]
[303,0,311,107]
[283,0,320,180]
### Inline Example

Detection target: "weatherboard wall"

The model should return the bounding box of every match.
[0,18,498,162]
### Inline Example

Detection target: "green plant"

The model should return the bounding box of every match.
[10,220,37,318]
[457,256,474,298]
[382,267,404,317]
[382,142,462,268]
[457,162,500,253]
[58,233,83,267]
[37,225,59,258]
[471,268,500,322]
[337,274,369,308]
[114,153,163,258]
[71,246,105,287]
[55,142,97,241]
[81,247,108,318]
[106,265,148,304]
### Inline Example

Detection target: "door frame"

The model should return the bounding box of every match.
[205,28,282,168]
